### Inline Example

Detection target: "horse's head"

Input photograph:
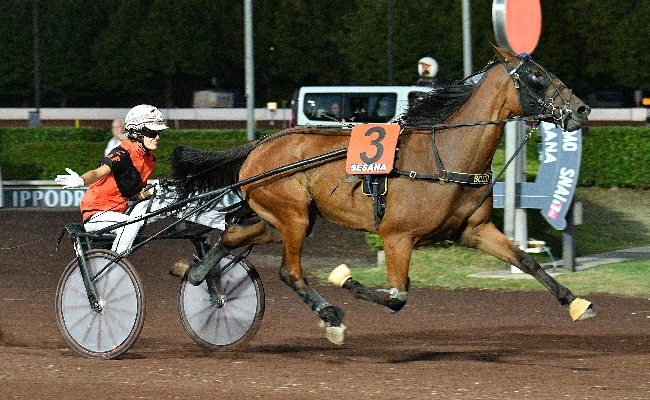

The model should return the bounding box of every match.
[492,45,590,132]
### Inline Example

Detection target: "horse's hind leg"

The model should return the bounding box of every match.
[461,222,595,321]
[244,186,347,344]
[220,220,282,248]
[275,217,347,344]
[328,234,412,314]
[170,220,282,285]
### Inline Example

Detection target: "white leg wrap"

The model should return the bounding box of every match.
[319,321,347,345]
[328,264,352,287]
[569,298,593,321]
[376,287,408,301]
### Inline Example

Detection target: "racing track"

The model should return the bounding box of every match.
[0,209,648,399]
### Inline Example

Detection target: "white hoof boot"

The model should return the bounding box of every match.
[569,298,594,321]
[328,264,352,287]
[319,321,347,345]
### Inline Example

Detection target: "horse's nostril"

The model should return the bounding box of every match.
[577,106,591,116]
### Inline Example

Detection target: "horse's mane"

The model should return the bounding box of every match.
[398,60,498,127]
[166,142,256,201]
[398,84,476,127]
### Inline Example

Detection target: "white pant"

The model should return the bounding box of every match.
[84,192,226,254]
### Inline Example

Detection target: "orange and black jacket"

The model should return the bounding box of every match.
[80,140,156,221]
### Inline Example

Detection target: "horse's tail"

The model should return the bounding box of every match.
[166,142,256,201]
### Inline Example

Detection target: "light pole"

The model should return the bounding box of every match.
[462,0,472,78]
[387,0,394,85]
[31,0,41,127]
[244,0,255,141]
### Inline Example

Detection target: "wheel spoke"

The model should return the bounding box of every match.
[179,256,264,350]
[56,250,144,359]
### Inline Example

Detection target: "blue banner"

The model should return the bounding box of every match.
[493,122,581,230]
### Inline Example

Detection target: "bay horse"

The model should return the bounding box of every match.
[170,46,593,344]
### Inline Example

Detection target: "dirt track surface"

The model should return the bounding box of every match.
[1,209,649,399]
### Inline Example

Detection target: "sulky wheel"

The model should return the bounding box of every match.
[178,255,264,350]
[55,249,145,359]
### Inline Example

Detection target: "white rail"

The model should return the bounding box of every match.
[1,108,648,123]
[0,108,291,122]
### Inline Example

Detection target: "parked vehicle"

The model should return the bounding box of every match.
[290,86,433,127]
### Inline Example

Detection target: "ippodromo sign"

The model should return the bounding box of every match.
[2,182,86,208]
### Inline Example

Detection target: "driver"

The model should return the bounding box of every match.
[55,104,227,256]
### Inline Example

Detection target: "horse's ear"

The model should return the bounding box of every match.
[491,44,518,64]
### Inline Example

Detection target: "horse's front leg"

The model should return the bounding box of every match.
[461,221,595,321]
[328,234,412,314]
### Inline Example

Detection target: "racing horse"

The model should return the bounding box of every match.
[170,46,593,344]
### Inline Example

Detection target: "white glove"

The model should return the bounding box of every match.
[144,180,161,197]
[55,168,85,188]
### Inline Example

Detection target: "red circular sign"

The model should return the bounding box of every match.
[492,0,542,54]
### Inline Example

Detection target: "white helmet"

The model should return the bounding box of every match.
[418,57,438,78]
[124,104,169,136]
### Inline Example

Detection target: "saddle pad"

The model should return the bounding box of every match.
[346,124,401,175]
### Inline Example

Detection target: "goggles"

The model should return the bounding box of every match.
[141,128,161,138]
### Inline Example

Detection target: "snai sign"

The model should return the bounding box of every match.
[493,122,582,230]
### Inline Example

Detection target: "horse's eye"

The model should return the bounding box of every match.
[527,70,545,90]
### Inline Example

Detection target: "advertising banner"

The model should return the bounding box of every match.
[2,187,86,208]
[493,122,582,230]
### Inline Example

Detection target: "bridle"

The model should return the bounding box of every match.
[499,54,574,130]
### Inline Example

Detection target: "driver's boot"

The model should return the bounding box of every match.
[169,243,230,286]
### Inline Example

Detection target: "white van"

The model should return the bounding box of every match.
[290,86,433,127]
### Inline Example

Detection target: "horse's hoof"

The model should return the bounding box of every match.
[328,264,352,287]
[319,321,346,345]
[576,307,596,321]
[169,259,190,278]
[569,298,595,321]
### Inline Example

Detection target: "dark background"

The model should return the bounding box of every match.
[1,0,648,109]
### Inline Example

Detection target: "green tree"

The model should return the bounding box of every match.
[254,0,354,104]
[609,1,650,92]
[206,0,246,96]
[337,0,495,87]
[534,0,642,99]
[90,0,154,106]
[38,1,112,106]
[135,0,219,107]
[0,0,647,108]
[0,1,35,107]
[91,0,247,107]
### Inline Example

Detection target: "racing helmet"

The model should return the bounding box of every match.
[124,104,168,139]
[418,57,438,78]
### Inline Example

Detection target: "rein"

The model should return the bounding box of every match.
[465,128,532,220]
[166,54,563,229]
[392,125,493,185]
[401,116,525,130]
[393,118,535,221]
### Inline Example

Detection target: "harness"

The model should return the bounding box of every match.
[358,54,573,229]
[392,128,492,185]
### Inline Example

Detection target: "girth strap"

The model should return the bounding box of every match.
[391,168,492,185]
